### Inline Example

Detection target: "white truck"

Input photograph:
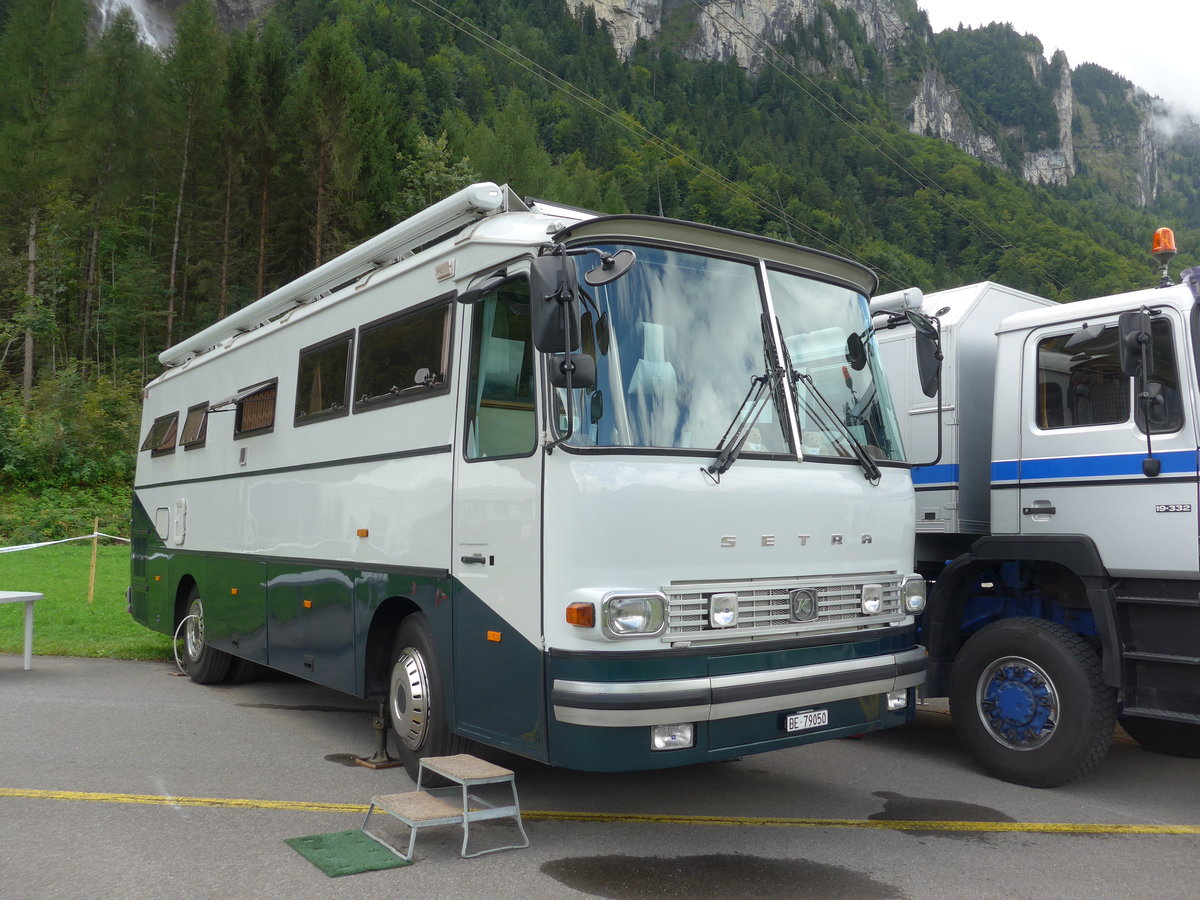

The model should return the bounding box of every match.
[876,264,1200,786]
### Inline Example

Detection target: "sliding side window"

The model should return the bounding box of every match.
[295,331,353,426]
[354,296,453,412]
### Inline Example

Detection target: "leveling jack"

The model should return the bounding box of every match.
[355,701,404,769]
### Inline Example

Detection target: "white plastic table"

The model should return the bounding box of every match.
[0,591,41,670]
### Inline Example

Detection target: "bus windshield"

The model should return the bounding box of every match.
[555,242,904,463]
[559,244,790,453]
[769,269,906,463]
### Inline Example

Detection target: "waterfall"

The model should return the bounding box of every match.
[95,0,174,50]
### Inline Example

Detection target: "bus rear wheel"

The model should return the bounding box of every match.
[182,587,232,684]
[388,614,465,783]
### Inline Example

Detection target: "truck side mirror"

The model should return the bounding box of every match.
[1118,310,1154,378]
[529,254,582,353]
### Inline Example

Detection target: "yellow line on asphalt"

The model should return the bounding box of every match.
[0,787,365,814]
[3,787,1198,835]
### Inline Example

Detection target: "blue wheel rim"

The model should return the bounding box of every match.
[975,655,1060,750]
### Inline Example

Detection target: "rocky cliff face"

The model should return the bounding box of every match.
[93,0,1181,208]
[93,0,275,44]
[1022,50,1075,187]
[569,0,1181,206]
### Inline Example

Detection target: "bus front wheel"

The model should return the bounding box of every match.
[182,587,232,684]
[388,614,465,783]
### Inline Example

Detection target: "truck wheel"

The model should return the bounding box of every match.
[949,617,1115,788]
[182,587,232,685]
[388,614,465,783]
[1119,716,1200,758]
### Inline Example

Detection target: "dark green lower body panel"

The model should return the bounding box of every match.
[547,693,914,772]
[544,630,923,771]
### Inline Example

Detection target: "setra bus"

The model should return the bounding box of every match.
[129,182,932,777]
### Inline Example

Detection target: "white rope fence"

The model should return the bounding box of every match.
[1,526,131,605]
[0,532,130,554]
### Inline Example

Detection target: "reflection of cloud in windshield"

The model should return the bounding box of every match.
[603,250,766,449]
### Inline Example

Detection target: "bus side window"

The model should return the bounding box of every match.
[466,284,535,460]
[235,381,278,437]
[295,330,353,425]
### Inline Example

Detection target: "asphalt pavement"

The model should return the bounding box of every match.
[1,653,1197,899]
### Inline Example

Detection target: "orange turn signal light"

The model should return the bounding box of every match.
[1153,227,1176,256]
[566,602,595,628]
[356,528,369,538]
[486,630,502,642]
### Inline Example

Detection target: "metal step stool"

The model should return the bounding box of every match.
[362,754,530,861]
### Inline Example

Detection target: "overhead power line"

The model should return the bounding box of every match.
[404,0,908,285]
[690,0,1074,297]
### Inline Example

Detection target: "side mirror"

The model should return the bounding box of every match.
[1064,322,1104,351]
[916,331,942,398]
[529,254,581,353]
[845,332,868,371]
[584,249,636,286]
[1118,310,1154,378]
[458,270,510,304]
[903,312,941,398]
[547,352,596,390]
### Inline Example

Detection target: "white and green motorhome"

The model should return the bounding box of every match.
[130,183,931,776]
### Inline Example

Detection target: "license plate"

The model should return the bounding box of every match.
[786,709,829,732]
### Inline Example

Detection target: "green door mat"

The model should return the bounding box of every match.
[285,829,414,877]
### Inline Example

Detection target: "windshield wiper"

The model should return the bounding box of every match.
[777,331,880,484]
[707,315,785,478]
[707,370,778,477]
[794,370,881,483]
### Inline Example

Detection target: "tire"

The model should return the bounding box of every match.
[182,587,232,685]
[226,656,262,684]
[1119,716,1200,758]
[388,614,466,783]
[949,617,1116,788]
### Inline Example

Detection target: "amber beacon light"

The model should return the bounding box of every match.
[1153,227,1177,287]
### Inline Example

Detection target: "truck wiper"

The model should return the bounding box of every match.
[707,369,778,477]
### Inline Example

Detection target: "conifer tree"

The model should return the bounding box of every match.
[0,0,89,401]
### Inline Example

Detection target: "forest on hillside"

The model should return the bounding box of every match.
[0,0,1192,540]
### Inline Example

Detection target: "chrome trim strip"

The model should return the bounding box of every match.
[551,647,928,727]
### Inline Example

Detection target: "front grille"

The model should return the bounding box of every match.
[663,576,904,644]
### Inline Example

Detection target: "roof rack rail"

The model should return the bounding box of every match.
[159,182,511,367]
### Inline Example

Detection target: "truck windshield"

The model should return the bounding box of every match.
[554,243,903,464]
[769,269,905,463]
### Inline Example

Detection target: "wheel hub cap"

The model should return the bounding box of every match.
[185,599,205,663]
[390,648,430,752]
[977,655,1059,750]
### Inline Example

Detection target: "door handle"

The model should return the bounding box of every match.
[1022,506,1056,516]
[461,553,487,565]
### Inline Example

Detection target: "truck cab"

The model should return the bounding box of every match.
[877,268,1200,787]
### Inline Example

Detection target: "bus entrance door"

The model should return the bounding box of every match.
[450,289,547,760]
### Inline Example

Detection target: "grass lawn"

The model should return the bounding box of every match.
[0,542,172,660]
